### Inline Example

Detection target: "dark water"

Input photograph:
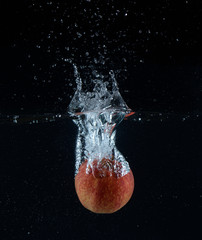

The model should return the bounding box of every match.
[0,115,200,240]
[1,0,201,239]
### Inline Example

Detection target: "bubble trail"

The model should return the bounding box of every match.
[68,64,134,214]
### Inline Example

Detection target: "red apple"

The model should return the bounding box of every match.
[75,158,134,214]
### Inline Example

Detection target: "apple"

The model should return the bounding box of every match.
[75,158,134,214]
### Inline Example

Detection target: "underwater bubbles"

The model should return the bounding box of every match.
[68,63,134,213]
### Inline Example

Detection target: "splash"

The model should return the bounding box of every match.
[68,63,133,177]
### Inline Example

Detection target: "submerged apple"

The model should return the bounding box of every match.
[75,158,134,214]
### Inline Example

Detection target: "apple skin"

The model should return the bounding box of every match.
[75,159,134,214]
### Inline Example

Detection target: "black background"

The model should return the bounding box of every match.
[0,0,201,239]
[1,0,201,114]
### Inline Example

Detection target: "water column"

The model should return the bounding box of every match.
[73,110,130,176]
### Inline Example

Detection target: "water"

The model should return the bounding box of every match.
[0,114,199,239]
[1,0,201,237]
[0,53,200,224]
[72,111,129,176]
[67,64,133,178]
[0,111,199,125]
